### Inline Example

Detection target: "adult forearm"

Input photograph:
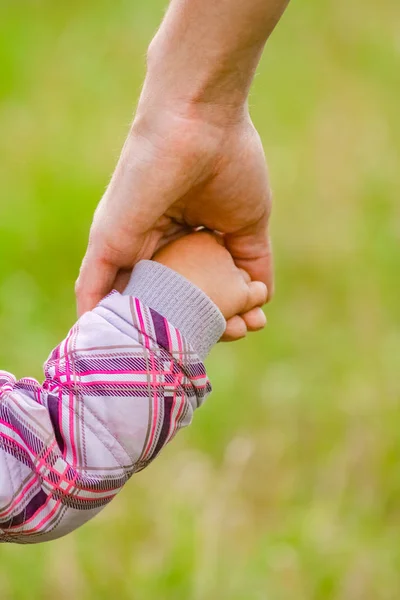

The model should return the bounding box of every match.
[143,0,290,119]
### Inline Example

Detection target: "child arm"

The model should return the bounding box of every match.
[0,262,225,544]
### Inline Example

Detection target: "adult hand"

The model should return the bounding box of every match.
[76,0,290,340]
[76,105,272,340]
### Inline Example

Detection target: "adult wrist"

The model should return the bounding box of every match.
[142,37,250,127]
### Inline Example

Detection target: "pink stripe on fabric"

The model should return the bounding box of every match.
[11,494,57,533]
[65,327,78,467]
[0,476,38,519]
[0,418,28,441]
[72,380,175,387]
[135,298,159,461]
[165,318,173,352]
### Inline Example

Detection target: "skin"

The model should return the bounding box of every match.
[76,0,290,340]
[153,231,268,326]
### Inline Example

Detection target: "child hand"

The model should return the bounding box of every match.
[153,231,268,334]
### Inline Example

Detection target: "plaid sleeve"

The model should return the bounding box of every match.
[0,291,212,544]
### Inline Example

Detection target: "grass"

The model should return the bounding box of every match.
[0,0,399,598]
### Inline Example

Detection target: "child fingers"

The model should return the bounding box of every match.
[220,315,248,342]
[242,307,267,332]
[245,281,268,312]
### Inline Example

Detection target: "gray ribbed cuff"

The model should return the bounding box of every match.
[123,260,226,360]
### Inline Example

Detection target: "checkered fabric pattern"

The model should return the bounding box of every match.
[0,291,211,543]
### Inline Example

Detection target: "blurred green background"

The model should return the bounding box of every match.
[0,1,399,598]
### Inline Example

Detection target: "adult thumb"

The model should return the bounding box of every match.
[75,241,120,316]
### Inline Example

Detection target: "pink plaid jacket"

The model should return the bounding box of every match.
[0,262,225,543]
